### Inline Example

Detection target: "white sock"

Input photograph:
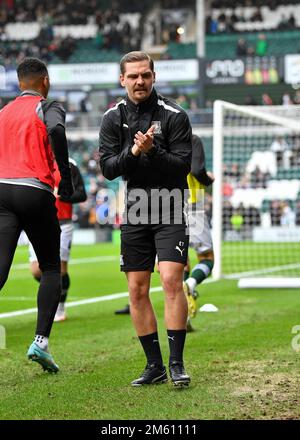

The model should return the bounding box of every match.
[34,335,49,350]
[186,277,197,294]
[57,302,65,313]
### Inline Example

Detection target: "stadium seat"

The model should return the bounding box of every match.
[276,168,300,180]
[246,151,277,176]
[230,188,267,209]
[5,23,40,40]
[53,25,98,39]
[267,180,300,200]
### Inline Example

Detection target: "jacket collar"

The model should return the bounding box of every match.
[125,88,157,114]
[20,90,43,97]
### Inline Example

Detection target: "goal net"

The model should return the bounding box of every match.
[212,100,300,288]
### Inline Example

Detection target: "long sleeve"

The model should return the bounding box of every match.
[191,135,214,187]
[146,111,192,178]
[99,112,139,180]
[43,101,71,180]
[60,162,87,203]
[48,125,71,180]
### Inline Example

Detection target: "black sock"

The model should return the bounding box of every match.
[138,332,163,367]
[60,273,70,303]
[167,329,186,364]
[36,270,61,337]
[183,270,190,281]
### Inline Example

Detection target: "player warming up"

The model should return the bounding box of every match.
[29,158,87,322]
[183,134,214,332]
[99,51,192,387]
[0,58,74,373]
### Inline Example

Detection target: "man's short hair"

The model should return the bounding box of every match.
[17,58,48,80]
[120,51,154,75]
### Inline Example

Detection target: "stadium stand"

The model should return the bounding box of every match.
[1,0,300,232]
[1,0,300,65]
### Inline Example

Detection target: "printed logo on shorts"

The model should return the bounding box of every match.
[120,255,124,266]
[151,121,162,135]
[175,241,185,257]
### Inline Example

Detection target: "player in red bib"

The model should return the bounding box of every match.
[0,58,74,373]
[29,158,87,322]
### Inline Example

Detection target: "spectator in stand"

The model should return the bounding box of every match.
[270,136,291,169]
[245,95,257,105]
[288,13,296,29]
[176,95,190,110]
[230,209,244,232]
[269,0,278,11]
[250,166,270,188]
[76,200,94,228]
[54,36,76,62]
[236,38,248,56]
[247,207,261,227]
[247,46,255,56]
[251,8,263,22]
[282,92,293,106]
[95,28,104,49]
[278,14,290,31]
[255,34,268,57]
[293,90,300,105]
[222,201,233,232]
[205,99,213,109]
[218,13,235,33]
[238,174,251,189]
[250,8,263,23]
[290,135,300,167]
[0,25,7,41]
[224,16,234,33]
[206,16,218,34]
[295,201,300,226]
[223,178,233,198]
[230,11,239,28]
[262,93,273,105]
[80,97,92,113]
[228,163,241,180]
[280,201,296,226]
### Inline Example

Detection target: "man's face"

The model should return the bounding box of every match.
[120,60,155,104]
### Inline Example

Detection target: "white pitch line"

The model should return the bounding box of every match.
[0,262,297,320]
[11,255,118,271]
[0,287,163,320]
[0,278,217,320]
[224,262,300,279]
[0,296,82,302]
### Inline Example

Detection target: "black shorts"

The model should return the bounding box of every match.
[0,184,61,287]
[120,223,189,272]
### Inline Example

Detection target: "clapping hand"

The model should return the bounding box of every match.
[134,125,156,154]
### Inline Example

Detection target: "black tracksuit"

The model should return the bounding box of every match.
[99,88,193,271]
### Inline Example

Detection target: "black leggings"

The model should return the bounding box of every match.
[0,183,61,336]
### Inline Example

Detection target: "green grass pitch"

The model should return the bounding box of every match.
[0,243,299,420]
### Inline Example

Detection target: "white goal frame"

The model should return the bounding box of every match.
[211,100,300,288]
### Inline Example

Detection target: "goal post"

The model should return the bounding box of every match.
[211,100,300,288]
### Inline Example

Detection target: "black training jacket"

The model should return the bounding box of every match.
[99,89,192,192]
[191,134,214,187]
